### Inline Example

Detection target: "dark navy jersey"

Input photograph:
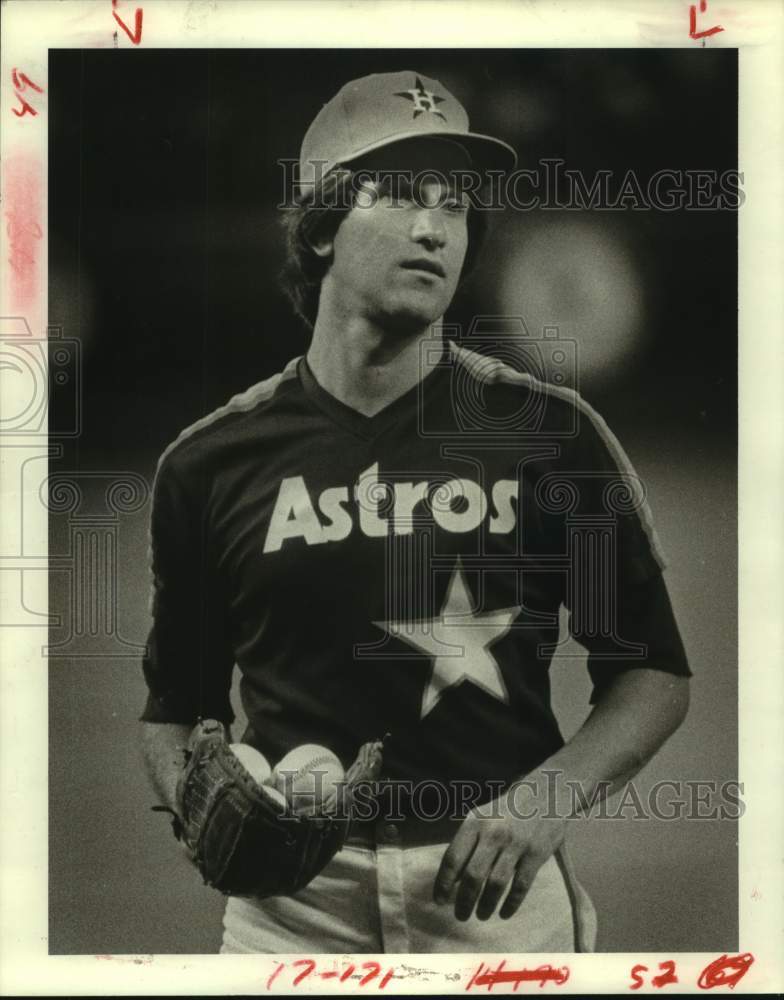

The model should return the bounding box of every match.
[141,342,690,796]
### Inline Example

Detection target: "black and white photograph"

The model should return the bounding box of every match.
[1,0,782,994]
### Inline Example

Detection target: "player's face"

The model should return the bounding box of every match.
[322,140,471,333]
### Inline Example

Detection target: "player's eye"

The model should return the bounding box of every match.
[372,177,414,207]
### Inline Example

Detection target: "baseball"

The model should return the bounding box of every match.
[273,744,345,814]
[258,784,288,811]
[230,743,272,787]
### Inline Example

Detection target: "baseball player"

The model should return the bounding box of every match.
[141,71,691,954]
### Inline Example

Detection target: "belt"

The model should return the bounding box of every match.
[345,813,464,849]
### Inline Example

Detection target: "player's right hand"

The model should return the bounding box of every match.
[432,783,566,922]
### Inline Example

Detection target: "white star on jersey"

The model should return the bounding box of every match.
[374,561,521,719]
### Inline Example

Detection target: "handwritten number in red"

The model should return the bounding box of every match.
[689,0,724,40]
[268,953,752,992]
[653,961,678,988]
[11,68,44,118]
[266,960,397,990]
[266,962,285,991]
[467,960,570,990]
[629,964,647,990]
[11,96,37,118]
[378,968,395,989]
[359,962,381,986]
[629,961,678,990]
[11,70,44,94]
[291,959,316,986]
[697,953,754,990]
[112,0,144,45]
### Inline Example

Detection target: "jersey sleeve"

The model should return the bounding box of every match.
[139,450,236,726]
[558,394,691,696]
[574,569,692,703]
[564,397,668,584]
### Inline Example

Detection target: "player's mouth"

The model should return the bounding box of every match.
[399,258,446,279]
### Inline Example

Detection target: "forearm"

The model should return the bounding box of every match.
[140,721,194,813]
[524,668,690,817]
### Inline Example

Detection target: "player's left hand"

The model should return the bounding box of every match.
[432,783,566,921]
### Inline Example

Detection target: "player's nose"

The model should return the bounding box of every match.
[410,206,447,251]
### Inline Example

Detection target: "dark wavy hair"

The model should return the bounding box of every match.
[279,168,488,330]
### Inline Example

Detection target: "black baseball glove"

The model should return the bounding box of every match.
[168,719,383,897]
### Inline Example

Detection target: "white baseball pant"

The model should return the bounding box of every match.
[220,838,597,954]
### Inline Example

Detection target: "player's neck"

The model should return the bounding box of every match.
[307,313,443,418]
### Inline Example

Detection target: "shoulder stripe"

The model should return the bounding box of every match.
[156,355,301,472]
[554,386,668,570]
[449,341,667,569]
[450,341,535,391]
[146,356,301,617]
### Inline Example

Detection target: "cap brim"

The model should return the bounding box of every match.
[341,129,518,174]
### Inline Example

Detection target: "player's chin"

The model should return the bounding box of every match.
[378,291,452,334]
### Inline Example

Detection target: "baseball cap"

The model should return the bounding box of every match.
[297,70,517,200]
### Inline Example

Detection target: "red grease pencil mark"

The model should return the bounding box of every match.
[266,962,285,990]
[697,953,754,990]
[378,967,395,989]
[629,964,647,990]
[359,962,381,986]
[652,961,678,988]
[4,156,43,311]
[11,69,44,93]
[112,0,144,44]
[291,958,316,985]
[11,68,44,117]
[629,960,679,990]
[689,0,724,40]
[264,960,397,990]
[467,960,570,991]
[11,95,38,117]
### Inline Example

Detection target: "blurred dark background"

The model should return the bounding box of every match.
[48,49,737,954]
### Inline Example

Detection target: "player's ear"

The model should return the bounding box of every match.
[308,232,334,259]
[301,214,335,260]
